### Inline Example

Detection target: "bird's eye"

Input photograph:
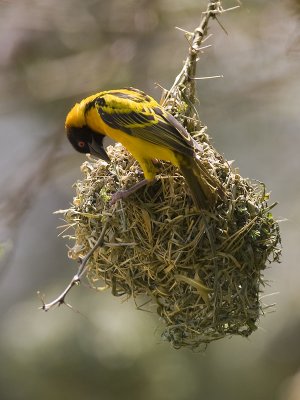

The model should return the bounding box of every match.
[78,140,85,148]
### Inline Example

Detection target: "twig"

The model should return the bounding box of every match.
[163,1,239,117]
[39,219,109,311]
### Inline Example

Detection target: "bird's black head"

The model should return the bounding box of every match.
[66,125,110,162]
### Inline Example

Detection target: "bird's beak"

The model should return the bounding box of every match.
[88,136,110,162]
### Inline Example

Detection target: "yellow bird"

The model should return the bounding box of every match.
[65,87,222,209]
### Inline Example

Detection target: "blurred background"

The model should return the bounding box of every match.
[0,0,299,399]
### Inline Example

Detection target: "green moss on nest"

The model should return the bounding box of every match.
[61,132,281,349]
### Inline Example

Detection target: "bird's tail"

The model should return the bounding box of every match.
[179,157,224,210]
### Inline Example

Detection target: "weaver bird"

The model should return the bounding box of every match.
[65,87,222,209]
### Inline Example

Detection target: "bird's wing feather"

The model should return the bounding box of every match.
[94,90,199,157]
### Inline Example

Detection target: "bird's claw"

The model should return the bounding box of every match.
[109,179,150,207]
[109,191,127,206]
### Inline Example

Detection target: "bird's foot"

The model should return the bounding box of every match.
[110,179,150,206]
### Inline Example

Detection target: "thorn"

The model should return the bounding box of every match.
[221,5,240,13]
[192,75,224,80]
[175,26,193,36]
[198,44,212,51]
[202,33,213,43]
[215,16,229,35]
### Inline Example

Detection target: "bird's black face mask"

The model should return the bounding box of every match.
[66,125,110,162]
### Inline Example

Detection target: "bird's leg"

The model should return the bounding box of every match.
[110,179,152,205]
[110,159,157,206]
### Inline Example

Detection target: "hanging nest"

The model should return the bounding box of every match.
[61,125,281,349]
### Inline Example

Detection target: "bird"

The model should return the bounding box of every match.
[65,87,222,209]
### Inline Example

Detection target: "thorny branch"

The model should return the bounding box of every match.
[163,0,239,124]
[39,219,109,311]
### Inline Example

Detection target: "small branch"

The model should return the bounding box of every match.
[164,1,222,106]
[39,219,109,311]
[163,0,239,121]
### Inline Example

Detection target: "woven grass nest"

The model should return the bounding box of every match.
[62,126,281,349]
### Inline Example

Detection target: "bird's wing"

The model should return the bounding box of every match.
[93,89,199,158]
